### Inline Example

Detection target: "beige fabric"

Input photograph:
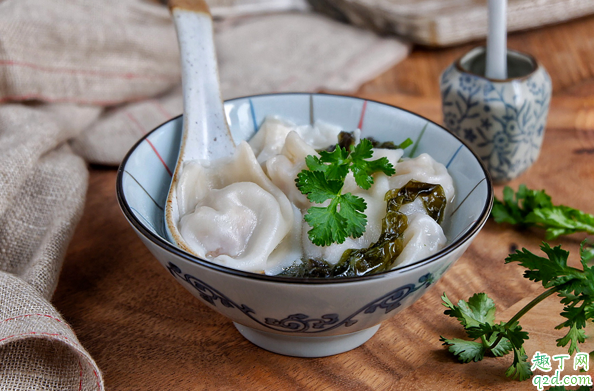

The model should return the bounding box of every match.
[0,273,102,390]
[206,0,309,18]
[0,0,180,105]
[0,0,180,389]
[312,0,594,46]
[0,105,99,298]
[70,86,183,165]
[72,13,408,166]
[214,12,409,98]
[0,0,408,389]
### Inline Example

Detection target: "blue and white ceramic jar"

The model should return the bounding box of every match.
[440,47,552,183]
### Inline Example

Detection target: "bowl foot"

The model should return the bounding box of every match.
[233,322,381,357]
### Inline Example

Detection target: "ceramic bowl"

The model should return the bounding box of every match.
[116,93,493,357]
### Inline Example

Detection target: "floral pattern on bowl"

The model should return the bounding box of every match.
[116,93,493,357]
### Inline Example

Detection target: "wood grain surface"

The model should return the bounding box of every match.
[53,15,594,390]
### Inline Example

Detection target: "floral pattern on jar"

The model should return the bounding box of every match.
[440,47,552,183]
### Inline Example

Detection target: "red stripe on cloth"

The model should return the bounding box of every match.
[274,75,298,92]
[125,111,146,135]
[146,138,172,176]
[1,314,63,323]
[93,369,102,390]
[0,331,67,343]
[152,100,173,119]
[0,93,149,106]
[357,100,368,131]
[0,59,176,81]
[0,331,103,390]
[78,360,83,391]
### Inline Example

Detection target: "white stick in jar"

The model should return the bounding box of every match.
[486,0,508,80]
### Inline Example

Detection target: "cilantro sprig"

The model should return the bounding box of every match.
[492,185,594,239]
[441,241,594,381]
[296,138,401,246]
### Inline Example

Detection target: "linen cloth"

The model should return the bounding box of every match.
[311,0,594,46]
[0,0,408,389]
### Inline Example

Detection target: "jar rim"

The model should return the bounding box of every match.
[455,46,540,82]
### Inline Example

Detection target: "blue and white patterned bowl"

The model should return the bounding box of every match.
[440,47,552,183]
[116,93,493,357]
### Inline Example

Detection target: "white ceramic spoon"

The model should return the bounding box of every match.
[165,0,236,254]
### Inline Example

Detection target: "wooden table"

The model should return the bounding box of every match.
[54,15,594,390]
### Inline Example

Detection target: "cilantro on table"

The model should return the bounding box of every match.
[492,184,594,239]
[296,138,409,246]
[440,240,594,381]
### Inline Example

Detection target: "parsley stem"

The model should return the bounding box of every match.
[486,287,560,351]
[480,335,488,346]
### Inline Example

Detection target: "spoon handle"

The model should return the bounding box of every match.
[169,0,235,162]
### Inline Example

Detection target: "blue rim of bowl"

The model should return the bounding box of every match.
[116,92,493,284]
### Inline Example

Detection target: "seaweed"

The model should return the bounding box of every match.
[278,180,447,278]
